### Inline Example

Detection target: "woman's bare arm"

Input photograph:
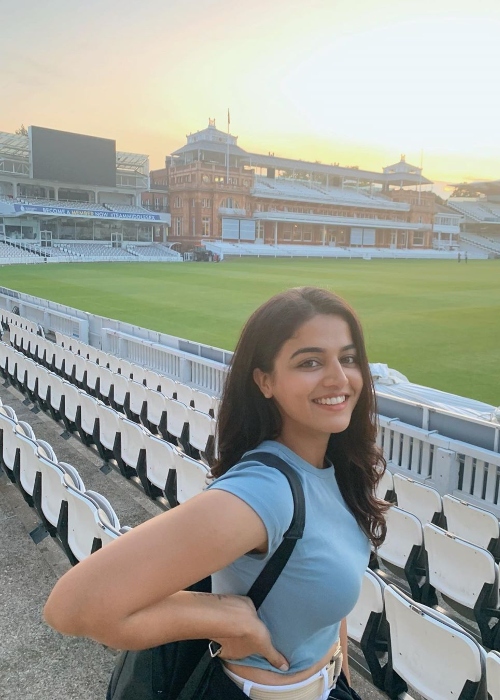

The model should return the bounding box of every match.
[43,489,282,657]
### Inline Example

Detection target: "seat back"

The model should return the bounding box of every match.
[347,568,385,644]
[35,455,67,528]
[424,523,499,612]
[172,450,208,504]
[377,505,423,570]
[96,403,122,452]
[128,380,147,416]
[393,473,443,525]
[78,391,100,436]
[384,584,487,700]
[144,434,177,490]
[174,382,193,406]
[144,388,168,427]
[443,494,500,552]
[191,389,217,415]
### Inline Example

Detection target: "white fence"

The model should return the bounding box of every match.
[0,285,498,515]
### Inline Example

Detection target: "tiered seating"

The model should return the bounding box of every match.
[6,327,218,508]
[0,307,43,335]
[252,177,407,211]
[448,199,500,222]
[126,244,182,260]
[103,203,152,214]
[52,243,136,259]
[0,397,130,565]
[0,242,40,260]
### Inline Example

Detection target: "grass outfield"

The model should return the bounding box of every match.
[0,258,499,405]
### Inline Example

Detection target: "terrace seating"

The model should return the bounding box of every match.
[384,584,488,700]
[422,523,500,649]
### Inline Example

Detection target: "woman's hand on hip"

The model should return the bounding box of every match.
[213,596,289,671]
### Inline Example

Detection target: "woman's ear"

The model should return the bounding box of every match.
[253,368,273,399]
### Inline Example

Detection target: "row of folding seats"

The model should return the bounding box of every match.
[0,399,129,565]
[372,498,500,649]
[53,329,219,416]
[5,337,217,465]
[0,307,42,336]
[378,470,500,561]
[12,325,218,419]
[346,568,500,700]
[0,343,210,508]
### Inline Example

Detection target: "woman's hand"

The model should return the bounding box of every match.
[212,596,289,671]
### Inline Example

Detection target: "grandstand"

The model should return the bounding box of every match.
[446,180,500,256]
[0,127,175,264]
[166,122,442,251]
[1,291,500,699]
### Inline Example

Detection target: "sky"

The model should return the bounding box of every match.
[2,0,500,189]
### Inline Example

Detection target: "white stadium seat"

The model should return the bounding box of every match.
[143,387,168,436]
[174,382,193,407]
[85,360,101,395]
[423,523,500,649]
[95,402,122,461]
[137,433,178,500]
[77,391,101,445]
[165,398,189,452]
[375,505,426,602]
[97,366,114,403]
[116,415,150,478]
[0,406,21,478]
[166,449,209,507]
[191,389,217,416]
[393,473,443,525]
[61,380,81,432]
[110,371,130,411]
[442,494,500,559]
[187,407,216,465]
[486,650,500,700]
[125,380,147,420]
[346,568,387,689]
[12,430,43,506]
[384,584,487,700]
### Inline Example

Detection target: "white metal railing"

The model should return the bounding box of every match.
[378,415,500,515]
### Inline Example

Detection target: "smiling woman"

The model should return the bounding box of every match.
[44,286,388,700]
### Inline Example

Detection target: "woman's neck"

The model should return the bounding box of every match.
[275,425,330,469]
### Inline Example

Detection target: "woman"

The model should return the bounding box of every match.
[44,286,387,700]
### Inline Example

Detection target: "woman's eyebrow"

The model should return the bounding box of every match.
[290,343,356,360]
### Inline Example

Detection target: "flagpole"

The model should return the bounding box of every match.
[226,108,230,186]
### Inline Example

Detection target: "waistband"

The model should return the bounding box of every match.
[223,647,343,700]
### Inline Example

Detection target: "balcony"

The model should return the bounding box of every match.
[218,207,247,217]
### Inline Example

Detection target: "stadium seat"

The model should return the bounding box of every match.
[97,366,114,404]
[129,363,146,385]
[0,341,9,376]
[187,407,216,465]
[85,360,101,396]
[346,568,387,689]
[77,391,101,446]
[384,584,488,700]
[191,389,217,416]
[372,505,426,602]
[57,476,119,564]
[115,415,150,479]
[36,365,51,410]
[52,344,66,375]
[0,405,21,479]
[442,494,500,560]
[15,352,29,391]
[486,650,500,700]
[143,368,164,392]
[125,380,147,422]
[174,382,193,407]
[48,373,65,421]
[12,430,47,506]
[142,387,168,437]
[117,358,134,380]
[73,353,88,389]
[109,371,130,413]
[85,490,122,531]
[422,523,500,649]
[137,433,178,500]
[156,374,176,398]
[106,354,121,374]
[25,358,39,402]
[393,473,444,526]
[33,452,79,537]
[95,402,122,462]
[165,449,209,507]
[61,380,81,433]
[165,398,190,453]
[62,347,77,382]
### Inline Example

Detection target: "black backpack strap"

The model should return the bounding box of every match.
[239,452,305,609]
[177,451,305,700]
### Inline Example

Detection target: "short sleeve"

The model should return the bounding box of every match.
[207,461,295,558]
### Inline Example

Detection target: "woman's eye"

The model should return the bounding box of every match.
[299,359,321,368]
[341,355,358,365]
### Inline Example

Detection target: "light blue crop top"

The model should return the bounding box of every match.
[207,440,370,675]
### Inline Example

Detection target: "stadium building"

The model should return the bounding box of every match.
[446,180,500,257]
[0,126,172,262]
[162,119,439,250]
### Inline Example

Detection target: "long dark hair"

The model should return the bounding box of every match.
[212,287,388,548]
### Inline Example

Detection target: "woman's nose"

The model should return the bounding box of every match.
[324,361,348,387]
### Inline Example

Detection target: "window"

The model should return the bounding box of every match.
[223,197,238,209]
[303,226,312,242]
[256,221,264,238]
[174,196,182,208]
[174,217,182,236]
[202,217,211,237]
[192,217,196,236]
[214,176,225,184]
[228,177,238,186]
[413,232,424,246]
[202,198,212,208]
[293,225,302,241]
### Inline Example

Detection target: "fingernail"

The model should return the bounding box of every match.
[279,663,289,672]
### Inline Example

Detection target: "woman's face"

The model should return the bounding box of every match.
[254,313,364,440]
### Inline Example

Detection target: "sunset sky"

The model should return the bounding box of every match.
[2,0,499,187]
